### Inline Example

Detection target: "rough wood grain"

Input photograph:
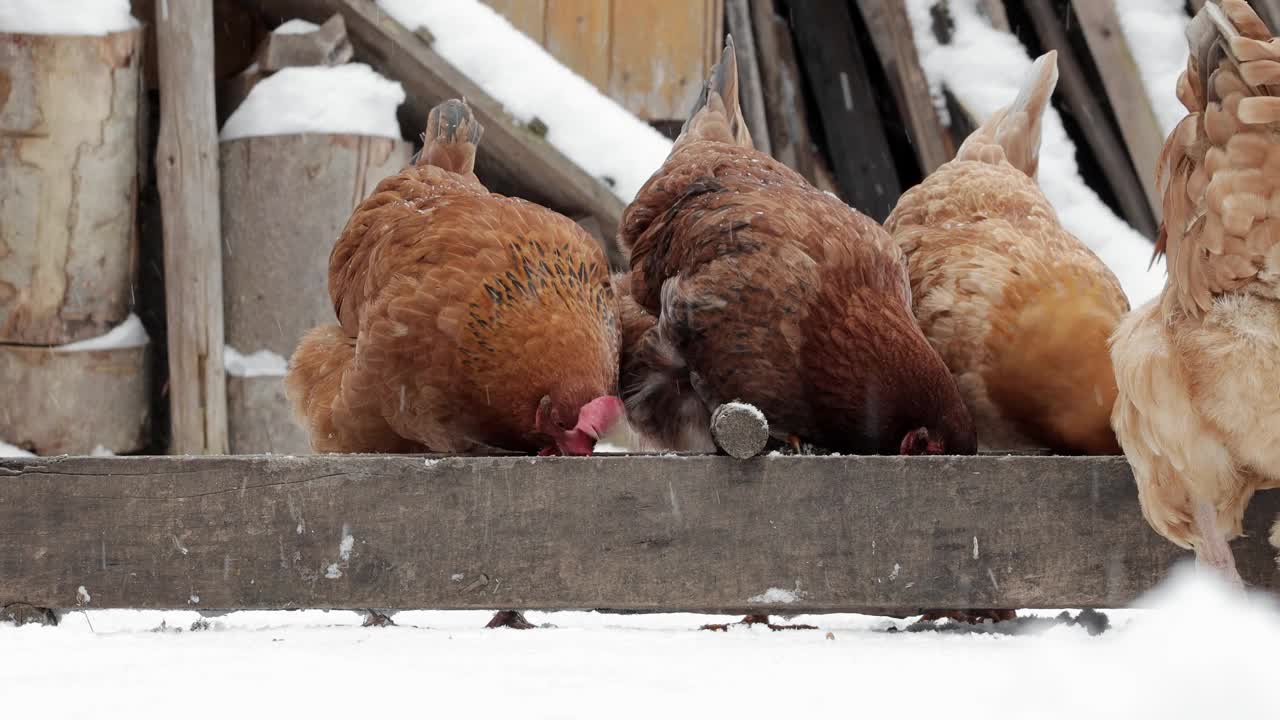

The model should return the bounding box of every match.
[220,134,411,359]
[1024,0,1157,240]
[248,0,625,244]
[788,0,901,221]
[710,403,768,459]
[0,29,142,345]
[856,0,952,174]
[226,375,309,455]
[724,0,771,156]
[544,0,610,90]
[609,0,710,121]
[0,344,151,455]
[749,0,839,193]
[156,0,228,455]
[0,455,1274,612]
[259,14,353,71]
[1074,0,1165,223]
[482,0,548,44]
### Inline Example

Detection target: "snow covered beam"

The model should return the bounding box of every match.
[0,455,1275,613]
[246,0,625,244]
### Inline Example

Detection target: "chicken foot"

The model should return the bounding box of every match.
[1191,500,1246,590]
[485,610,536,630]
[700,614,818,632]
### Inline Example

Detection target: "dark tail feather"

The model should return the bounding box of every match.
[417,98,484,175]
[676,35,753,150]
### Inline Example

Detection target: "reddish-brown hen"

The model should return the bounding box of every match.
[885,51,1129,454]
[286,99,622,457]
[620,38,974,456]
[1111,0,1280,587]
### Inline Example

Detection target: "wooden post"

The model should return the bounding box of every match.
[156,1,229,454]
[724,0,771,156]
[0,29,143,344]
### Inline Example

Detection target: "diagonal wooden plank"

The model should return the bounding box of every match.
[1074,0,1166,223]
[1,455,1275,612]
[247,0,625,242]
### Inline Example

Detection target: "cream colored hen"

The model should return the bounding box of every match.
[1111,0,1280,586]
[886,51,1128,454]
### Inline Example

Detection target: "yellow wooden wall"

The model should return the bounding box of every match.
[482,0,724,121]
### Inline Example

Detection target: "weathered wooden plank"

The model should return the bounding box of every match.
[544,0,611,90]
[0,29,142,345]
[1024,0,1158,240]
[248,0,624,243]
[749,0,839,193]
[482,0,547,44]
[0,455,1274,612]
[1074,0,1166,223]
[788,0,901,221]
[724,0,771,156]
[155,0,229,454]
[856,0,953,174]
[609,0,709,121]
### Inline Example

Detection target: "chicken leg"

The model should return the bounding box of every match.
[1192,500,1245,590]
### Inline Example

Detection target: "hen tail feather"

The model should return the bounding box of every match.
[417,98,484,175]
[676,35,754,151]
[955,50,1058,179]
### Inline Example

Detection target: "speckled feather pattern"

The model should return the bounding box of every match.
[1110,0,1280,558]
[621,139,973,454]
[886,52,1128,454]
[288,154,619,454]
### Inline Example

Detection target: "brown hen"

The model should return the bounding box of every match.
[619,37,974,456]
[286,98,623,458]
[1111,0,1280,587]
[885,51,1129,455]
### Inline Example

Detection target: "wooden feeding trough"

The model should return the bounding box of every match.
[0,454,1275,614]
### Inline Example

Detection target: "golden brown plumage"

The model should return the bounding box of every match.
[1111,0,1280,585]
[620,37,974,455]
[885,51,1128,454]
[287,99,622,456]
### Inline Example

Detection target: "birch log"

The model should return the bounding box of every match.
[156,2,228,454]
[0,29,142,345]
[219,133,410,454]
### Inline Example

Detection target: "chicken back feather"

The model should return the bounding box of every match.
[885,51,1129,454]
[286,99,622,456]
[1111,0,1280,586]
[620,37,974,455]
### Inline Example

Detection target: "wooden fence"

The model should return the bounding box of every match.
[2,455,1276,612]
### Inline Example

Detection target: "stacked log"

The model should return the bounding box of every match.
[219,19,411,454]
[0,26,151,455]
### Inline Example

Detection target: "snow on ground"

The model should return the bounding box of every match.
[2,565,1276,718]
[224,346,288,378]
[376,0,673,204]
[220,63,406,141]
[55,314,148,352]
[906,0,1166,306]
[1117,0,1192,137]
[0,0,138,35]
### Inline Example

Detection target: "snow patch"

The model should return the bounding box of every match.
[90,445,116,457]
[0,0,139,35]
[972,536,979,560]
[338,525,354,562]
[224,346,288,378]
[220,64,405,141]
[375,0,673,203]
[0,439,34,457]
[324,563,342,580]
[189,595,200,605]
[905,0,1165,306]
[722,401,766,425]
[450,573,465,582]
[56,314,149,352]
[272,19,320,35]
[889,563,901,581]
[747,587,802,604]
[1116,0,1191,137]
[76,585,91,605]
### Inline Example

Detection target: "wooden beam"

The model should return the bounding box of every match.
[724,0,772,156]
[855,0,953,174]
[155,0,229,454]
[1,455,1275,612]
[1074,0,1166,223]
[1024,0,1158,240]
[788,0,902,221]
[247,0,624,240]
